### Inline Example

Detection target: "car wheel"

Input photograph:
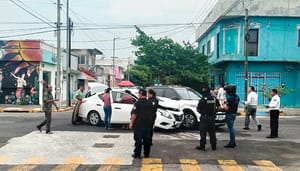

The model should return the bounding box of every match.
[88,111,101,126]
[182,111,197,129]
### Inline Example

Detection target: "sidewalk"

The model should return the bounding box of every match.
[238,106,300,116]
[0,104,73,113]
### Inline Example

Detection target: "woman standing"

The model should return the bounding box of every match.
[102,88,112,129]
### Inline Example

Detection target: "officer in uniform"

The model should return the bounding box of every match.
[196,86,220,151]
[147,89,159,145]
[129,88,154,158]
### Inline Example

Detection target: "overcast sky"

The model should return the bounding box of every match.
[0,0,217,59]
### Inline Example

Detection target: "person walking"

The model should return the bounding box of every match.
[147,89,158,145]
[223,85,240,148]
[129,88,154,159]
[266,89,280,138]
[102,88,112,130]
[196,87,220,151]
[36,85,58,134]
[243,86,262,131]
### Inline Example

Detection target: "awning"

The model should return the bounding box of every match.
[79,68,96,81]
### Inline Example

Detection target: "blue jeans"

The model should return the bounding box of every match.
[225,113,236,145]
[104,106,112,128]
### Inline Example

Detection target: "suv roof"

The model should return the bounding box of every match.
[147,85,201,100]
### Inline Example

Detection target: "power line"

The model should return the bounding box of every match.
[9,0,55,28]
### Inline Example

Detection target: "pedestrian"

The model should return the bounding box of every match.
[223,85,240,148]
[129,88,154,159]
[196,86,220,151]
[243,86,262,131]
[102,88,112,130]
[266,89,280,138]
[36,85,58,134]
[75,85,85,102]
[147,89,158,145]
[72,85,85,124]
[217,85,226,108]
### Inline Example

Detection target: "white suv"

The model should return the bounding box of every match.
[147,86,226,129]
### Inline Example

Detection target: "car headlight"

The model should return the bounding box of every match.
[159,110,172,119]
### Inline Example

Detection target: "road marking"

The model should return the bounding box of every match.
[180,159,202,171]
[253,160,282,171]
[97,157,123,171]
[218,160,244,171]
[0,156,9,164]
[7,157,47,171]
[52,156,86,171]
[141,158,162,171]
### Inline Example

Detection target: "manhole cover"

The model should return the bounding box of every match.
[93,143,114,148]
[103,135,120,138]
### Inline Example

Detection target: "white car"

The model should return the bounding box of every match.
[78,89,183,130]
[147,86,226,129]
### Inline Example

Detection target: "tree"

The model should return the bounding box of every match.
[123,65,151,87]
[129,26,212,90]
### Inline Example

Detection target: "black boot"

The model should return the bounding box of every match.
[196,145,205,151]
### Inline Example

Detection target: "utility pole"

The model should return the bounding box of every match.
[56,0,61,105]
[244,8,249,102]
[66,0,71,106]
[112,37,118,87]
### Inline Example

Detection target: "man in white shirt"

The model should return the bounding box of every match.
[243,86,262,131]
[267,89,280,138]
[217,86,226,108]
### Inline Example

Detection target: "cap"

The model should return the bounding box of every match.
[138,88,147,96]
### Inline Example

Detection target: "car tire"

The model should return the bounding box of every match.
[88,111,101,126]
[181,111,198,129]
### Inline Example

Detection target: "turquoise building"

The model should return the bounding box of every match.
[196,0,300,107]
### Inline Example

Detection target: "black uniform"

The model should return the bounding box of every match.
[131,98,154,157]
[197,92,219,150]
[148,97,158,144]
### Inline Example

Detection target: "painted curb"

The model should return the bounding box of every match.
[0,107,74,113]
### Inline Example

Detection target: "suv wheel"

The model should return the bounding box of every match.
[182,111,197,129]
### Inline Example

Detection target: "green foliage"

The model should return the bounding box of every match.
[129,26,212,89]
[123,65,151,87]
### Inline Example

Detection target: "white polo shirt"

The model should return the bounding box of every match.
[245,91,258,106]
[269,94,280,110]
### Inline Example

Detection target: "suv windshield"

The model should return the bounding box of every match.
[174,88,201,100]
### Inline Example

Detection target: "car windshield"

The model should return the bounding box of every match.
[174,88,201,100]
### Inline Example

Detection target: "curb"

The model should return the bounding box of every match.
[0,107,73,113]
[238,110,286,116]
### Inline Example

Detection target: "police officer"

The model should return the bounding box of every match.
[147,89,158,145]
[129,88,154,158]
[196,86,220,151]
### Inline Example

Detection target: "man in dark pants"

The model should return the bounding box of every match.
[266,89,280,138]
[129,88,154,158]
[37,85,58,134]
[147,89,158,145]
[196,87,220,151]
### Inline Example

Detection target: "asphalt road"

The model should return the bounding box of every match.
[0,111,299,171]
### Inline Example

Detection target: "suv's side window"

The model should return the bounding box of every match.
[164,89,178,99]
[153,88,164,97]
